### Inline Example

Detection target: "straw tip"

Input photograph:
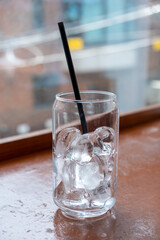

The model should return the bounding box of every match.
[58,22,63,27]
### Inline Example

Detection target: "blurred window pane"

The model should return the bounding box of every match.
[0,0,160,138]
[33,74,59,108]
[33,0,44,29]
[63,2,82,23]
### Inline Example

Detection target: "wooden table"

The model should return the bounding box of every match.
[0,105,160,240]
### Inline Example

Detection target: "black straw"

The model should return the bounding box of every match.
[58,22,88,134]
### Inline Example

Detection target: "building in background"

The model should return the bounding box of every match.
[0,0,160,138]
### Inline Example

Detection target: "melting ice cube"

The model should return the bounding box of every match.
[56,126,116,195]
[61,160,83,193]
[71,134,93,164]
[91,185,111,207]
[62,160,74,194]
[79,157,104,191]
[62,156,104,193]
[95,126,115,143]
[94,126,115,155]
[55,127,81,157]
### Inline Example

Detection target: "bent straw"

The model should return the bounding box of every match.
[58,22,88,134]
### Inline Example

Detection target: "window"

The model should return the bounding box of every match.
[0,0,160,139]
[63,1,82,23]
[33,0,44,29]
[33,73,59,108]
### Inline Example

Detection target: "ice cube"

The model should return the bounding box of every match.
[62,156,104,192]
[88,131,99,146]
[94,126,115,155]
[91,185,111,207]
[73,163,83,189]
[88,130,112,156]
[71,134,93,164]
[55,127,81,157]
[95,155,109,177]
[79,157,104,190]
[62,158,104,191]
[62,160,74,194]
[104,171,112,187]
[61,159,83,193]
[54,156,64,173]
[108,156,114,172]
[95,126,114,143]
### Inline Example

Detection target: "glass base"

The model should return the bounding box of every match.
[55,197,116,220]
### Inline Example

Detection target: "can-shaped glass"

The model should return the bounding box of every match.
[52,90,119,219]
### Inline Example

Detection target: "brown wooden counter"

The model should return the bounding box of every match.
[0,105,160,240]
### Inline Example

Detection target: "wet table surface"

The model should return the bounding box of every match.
[0,120,160,240]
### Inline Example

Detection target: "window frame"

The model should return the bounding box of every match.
[0,103,160,161]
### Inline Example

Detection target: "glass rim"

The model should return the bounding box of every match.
[55,90,117,103]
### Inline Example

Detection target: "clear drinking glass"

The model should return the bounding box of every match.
[52,90,119,219]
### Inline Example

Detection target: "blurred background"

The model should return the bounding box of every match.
[0,0,160,138]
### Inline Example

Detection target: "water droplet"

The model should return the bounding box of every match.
[100,232,107,238]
